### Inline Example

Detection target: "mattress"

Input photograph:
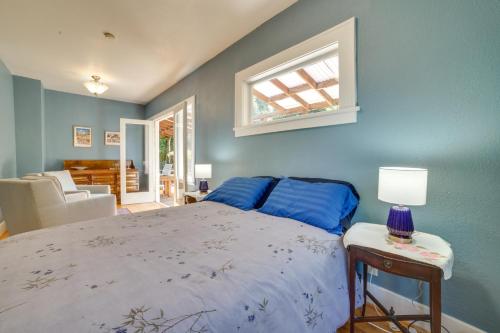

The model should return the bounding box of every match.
[0,201,361,332]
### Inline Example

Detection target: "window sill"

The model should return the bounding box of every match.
[234,106,359,137]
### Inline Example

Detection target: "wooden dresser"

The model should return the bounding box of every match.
[64,160,140,203]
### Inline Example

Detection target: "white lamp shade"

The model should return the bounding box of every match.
[84,79,109,95]
[195,164,212,179]
[378,167,428,206]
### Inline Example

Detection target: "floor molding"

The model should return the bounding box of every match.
[367,284,485,333]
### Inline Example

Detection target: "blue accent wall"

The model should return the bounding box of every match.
[145,0,500,330]
[4,74,145,175]
[0,59,16,178]
[44,90,145,171]
[13,76,45,176]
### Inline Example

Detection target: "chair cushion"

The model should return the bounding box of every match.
[162,164,173,176]
[43,170,78,192]
[65,191,90,202]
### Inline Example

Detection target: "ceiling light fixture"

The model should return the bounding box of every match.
[103,31,115,39]
[84,75,109,96]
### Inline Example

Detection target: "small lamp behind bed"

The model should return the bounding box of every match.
[378,167,428,243]
[195,164,212,193]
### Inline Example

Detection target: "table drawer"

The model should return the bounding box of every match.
[349,245,440,281]
[72,176,90,184]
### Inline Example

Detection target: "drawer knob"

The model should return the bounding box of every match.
[383,259,393,269]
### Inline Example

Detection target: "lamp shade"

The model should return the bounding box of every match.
[378,167,428,206]
[195,164,212,179]
[84,75,109,95]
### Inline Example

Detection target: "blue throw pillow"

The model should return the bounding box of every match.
[257,178,359,235]
[203,177,273,210]
[253,176,282,209]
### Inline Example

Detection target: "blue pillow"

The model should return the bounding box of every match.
[253,176,282,209]
[203,177,273,210]
[257,178,358,235]
[289,177,360,231]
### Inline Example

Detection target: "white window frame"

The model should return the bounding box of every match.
[234,17,359,137]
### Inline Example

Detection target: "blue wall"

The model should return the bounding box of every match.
[0,59,16,178]
[13,76,45,176]
[44,90,145,171]
[3,73,145,175]
[145,0,500,330]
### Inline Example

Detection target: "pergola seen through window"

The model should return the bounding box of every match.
[234,18,357,137]
[251,50,339,124]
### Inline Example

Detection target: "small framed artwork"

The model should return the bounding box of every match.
[105,131,121,146]
[73,126,92,147]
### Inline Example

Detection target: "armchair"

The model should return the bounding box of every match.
[0,177,116,235]
[40,170,112,202]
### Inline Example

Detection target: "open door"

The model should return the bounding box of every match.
[173,97,196,203]
[150,96,196,206]
[120,118,155,204]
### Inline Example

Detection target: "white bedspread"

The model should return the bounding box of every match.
[0,202,361,332]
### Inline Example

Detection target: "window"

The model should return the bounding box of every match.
[234,17,358,137]
[251,51,339,124]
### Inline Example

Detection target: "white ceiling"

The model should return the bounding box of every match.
[0,0,296,104]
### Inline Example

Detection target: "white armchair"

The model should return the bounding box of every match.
[40,170,113,201]
[0,177,116,236]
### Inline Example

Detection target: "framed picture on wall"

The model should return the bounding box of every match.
[73,126,92,147]
[105,131,120,146]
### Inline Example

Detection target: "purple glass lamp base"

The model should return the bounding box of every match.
[199,180,209,193]
[386,205,414,244]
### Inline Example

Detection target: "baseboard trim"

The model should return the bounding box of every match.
[367,284,485,333]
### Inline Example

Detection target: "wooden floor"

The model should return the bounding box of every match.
[337,304,428,333]
[0,230,8,240]
[118,201,169,213]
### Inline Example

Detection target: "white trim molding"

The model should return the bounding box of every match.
[148,95,197,202]
[234,17,358,137]
[368,284,486,333]
[119,118,156,205]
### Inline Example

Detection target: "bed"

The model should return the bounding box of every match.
[0,201,362,332]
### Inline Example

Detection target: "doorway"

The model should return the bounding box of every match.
[158,114,175,206]
[119,118,155,205]
[151,96,196,206]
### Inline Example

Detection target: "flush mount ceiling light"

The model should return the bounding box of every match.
[84,75,109,96]
[103,31,115,39]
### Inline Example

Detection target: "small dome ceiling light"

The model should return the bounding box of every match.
[103,31,115,39]
[84,75,109,96]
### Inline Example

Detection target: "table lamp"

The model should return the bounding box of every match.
[378,167,428,243]
[195,164,212,193]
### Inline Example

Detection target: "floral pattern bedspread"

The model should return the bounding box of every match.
[0,201,361,332]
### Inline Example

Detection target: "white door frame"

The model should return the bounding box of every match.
[149,96,195,204]
[120,118,155,204]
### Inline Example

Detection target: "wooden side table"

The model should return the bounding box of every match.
[344,223,453,333]
[183,191,211,204]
